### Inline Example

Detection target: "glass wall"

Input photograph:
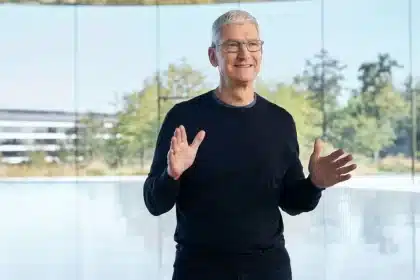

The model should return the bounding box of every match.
[320,2,416,279]
[0,1,419,279]
[412,0,420,275]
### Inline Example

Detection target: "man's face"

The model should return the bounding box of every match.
[209,22,262,84]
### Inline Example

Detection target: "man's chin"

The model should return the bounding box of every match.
[229,75,256,85]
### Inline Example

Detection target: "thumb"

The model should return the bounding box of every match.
[191,130,206,150]
[311,138,323,159]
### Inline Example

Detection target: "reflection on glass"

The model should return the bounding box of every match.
[322,0,418,279]
[0,5,82,280]
[75,6,159,279]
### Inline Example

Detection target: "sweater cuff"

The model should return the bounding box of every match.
[307,176,325,191]
[155,168,181,196]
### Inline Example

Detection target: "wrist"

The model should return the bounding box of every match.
[166,167,179,180]
[308,174,325,190]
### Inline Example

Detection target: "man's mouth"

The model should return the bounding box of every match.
[235,64,253,68]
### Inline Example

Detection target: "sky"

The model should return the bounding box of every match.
[0,0,419,113]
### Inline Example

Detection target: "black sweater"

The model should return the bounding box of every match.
[143,90,323,253]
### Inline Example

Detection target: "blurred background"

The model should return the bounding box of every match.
[0,0,419,279]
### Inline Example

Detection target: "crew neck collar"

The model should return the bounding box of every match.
[211,89,257,109]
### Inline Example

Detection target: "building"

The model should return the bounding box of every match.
[0,109,116,164]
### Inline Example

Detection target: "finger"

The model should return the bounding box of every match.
[191,130,206,149]
[312,138,323,158]
[337,163,357,175]
[170,136,175,149]
[171,136,180,153]
[168,151,178,179]
[168,148,175,162]
[179,125,187,144]
[334,154,353,168]
[338,173,351,182]
[326,149,345,161]
[167,142,175,162]
[174,127,182,143]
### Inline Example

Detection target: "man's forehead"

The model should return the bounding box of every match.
[220,23,259,36]
[220,33,260,42]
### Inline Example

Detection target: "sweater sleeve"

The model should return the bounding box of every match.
[143,105,181,216]
[278,114,324,216]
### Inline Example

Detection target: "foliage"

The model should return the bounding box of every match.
[322,54,408,165]
[294,49,347,138]
[72,53,418,171]
[4,51,418,176]
[73,59,209,170]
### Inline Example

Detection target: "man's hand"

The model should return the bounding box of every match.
[308,138,357,188]
[167,125,206,180]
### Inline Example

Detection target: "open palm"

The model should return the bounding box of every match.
[309,139,357,188]
[167,125,206,180]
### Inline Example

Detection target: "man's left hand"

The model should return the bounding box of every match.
[308,138,357,188]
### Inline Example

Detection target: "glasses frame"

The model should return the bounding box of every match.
[213,39,264,53]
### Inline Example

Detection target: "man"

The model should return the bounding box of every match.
[143,9,357,280]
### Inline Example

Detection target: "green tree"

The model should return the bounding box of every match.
[117,59,209,169]
[118,83,159,169]
[414,81,420,156]
[403,79,420,157]
[157,58,210,123]
[102,119,127,168]
[294,49,347,139]
[29,151,48,166]
[331,54,408,162]
[78,113,107,162]
[358,53,401,97]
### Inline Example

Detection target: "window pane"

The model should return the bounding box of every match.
[0,5,81,279]
[76,6,159,280]
[324,0,414,279]
[0,7,77,172]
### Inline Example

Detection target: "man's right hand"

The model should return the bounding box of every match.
[167,125,206,180]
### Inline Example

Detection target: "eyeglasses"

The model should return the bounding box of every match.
[215,40,264,53]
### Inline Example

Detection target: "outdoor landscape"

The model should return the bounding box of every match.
[1,50,419,177]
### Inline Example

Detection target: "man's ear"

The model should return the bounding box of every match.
[208,47,218,67]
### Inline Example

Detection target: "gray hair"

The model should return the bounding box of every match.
[211,10,259,47]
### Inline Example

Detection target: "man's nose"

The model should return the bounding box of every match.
[237,43,250,58]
